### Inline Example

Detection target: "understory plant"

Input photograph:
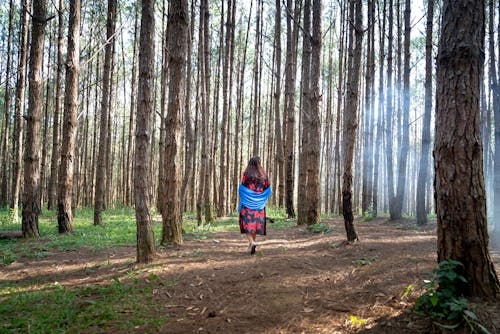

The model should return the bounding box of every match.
[414,260,491,333]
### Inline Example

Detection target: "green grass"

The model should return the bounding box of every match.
[0,280,169,333]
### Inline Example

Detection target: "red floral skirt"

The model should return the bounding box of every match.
[239,205,266,235]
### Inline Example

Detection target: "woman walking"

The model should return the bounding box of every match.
[238,156,272,254]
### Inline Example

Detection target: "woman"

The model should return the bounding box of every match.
[238,156,272,254]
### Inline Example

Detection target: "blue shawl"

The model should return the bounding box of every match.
[238,184,272,213]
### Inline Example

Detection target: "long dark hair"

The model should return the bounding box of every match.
[243,156,266,181]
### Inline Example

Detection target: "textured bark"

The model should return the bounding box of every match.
[305,0,321,225]
[361,0,375,215]
[342,0,362,242]
[135,0,156,264]
[22,0,47,238]
[94,0,116,225]
[12,0,29,222]
[0,0,14,208]
[385,0,396,218]
[435,0,500,298]
[162,0,188,246]
[274,0,284,208]
[181,0,196,213]
[392,0,410,219]
[284,0,300,218]
[48,0,64,210]
[252,0,262,156]
[334,0,346,215]
[126,3,139,207]
[297,0,311,226]
[373,0,386,217]
[493,0,500,245]
[218,0,234,217]
[57,0,81,234]
[416,0,433,225]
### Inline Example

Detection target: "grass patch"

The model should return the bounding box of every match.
[0,280,168,333]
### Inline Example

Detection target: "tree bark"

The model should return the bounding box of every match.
[48,0,64,210]
[135,0,156,264]
[22,0,48,238]
[1,0,14,208]
[162,0,188,246]
[12,0,29,222]
[416,0,433,225]
[94,0,116,225]
[297,0,311,225]
[284,0,300,218]
[305,0,321,225]
[342,0,363,242]
[57,0,81,233]
[435,0,500,298]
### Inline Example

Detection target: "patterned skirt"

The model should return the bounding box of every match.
[239,205,267,235]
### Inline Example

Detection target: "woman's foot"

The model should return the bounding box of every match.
[250,242,257,255]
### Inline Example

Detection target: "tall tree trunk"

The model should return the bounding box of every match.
[274,0,285,208]
[181,0,196,213]
[305,0,321,225]
[162,0,188,245]
[493,0,500,245]
[48,0,64,210]
[373,0,386,217]
[361,0,375,215]
[12,0,29,222]
[416,0,433,225]
[218,0,233,217]
[135,0,156,264]
[57,0,81,233]
[297,0,312,225]
[126,3,139,207]
[385,0,396,218]
[94,0,116,225]
[393,0,410,219]
[22,0,48,238]
[335,0,346,215]
[284,0,300,218]
[1,0,14,208]
[342,0,363,242]
[435,0,500,298]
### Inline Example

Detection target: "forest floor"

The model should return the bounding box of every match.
[1,215,500,333]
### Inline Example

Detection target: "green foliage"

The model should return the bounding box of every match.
[414,260,491,333]
[349,315,367,328]
[0,280,168,333]
[352,256,378,266]
[306,222,334,234]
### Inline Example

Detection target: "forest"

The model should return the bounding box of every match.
[0,0,499,333]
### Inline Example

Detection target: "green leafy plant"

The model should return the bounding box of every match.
[414,260,491,333]
[306,222,334,234]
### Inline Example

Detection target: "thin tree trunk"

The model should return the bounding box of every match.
[416,0,433,225]
[135,0,156,264]
[94,0,116,225]
[22,0,47,238]
[126,3,139,207]
[48,0,64,210]
[342,0,363,242]
[393,0,410,219]
[57,0,81,233]
[1,0,14,208]
[12,0,29,222]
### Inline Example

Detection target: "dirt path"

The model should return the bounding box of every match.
[2,218,499,333]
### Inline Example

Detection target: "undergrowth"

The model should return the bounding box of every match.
[414,260,492,333]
